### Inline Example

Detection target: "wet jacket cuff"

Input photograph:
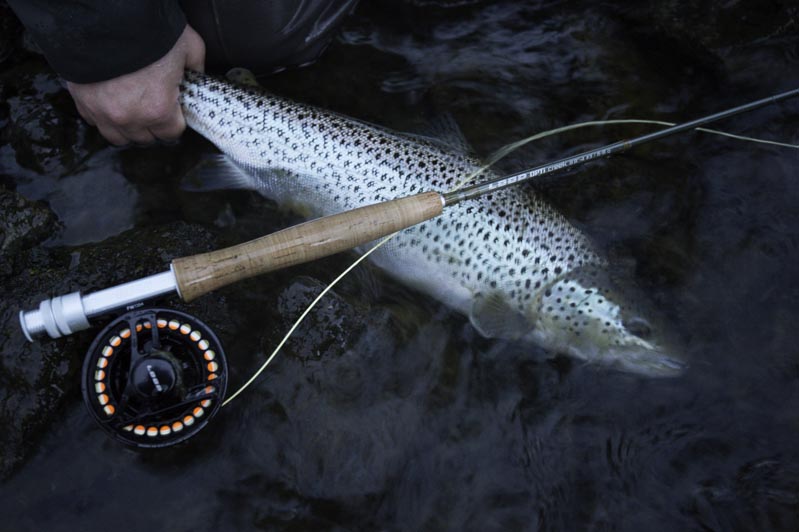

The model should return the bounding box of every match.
[7,0,186,84]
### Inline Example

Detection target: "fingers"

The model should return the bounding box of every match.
[91,121,127,146]
[83,102,181,146]
[106,112,182,146]
[119,126,157,145]
[68,77,186,146]
[74,97,130,146]
[74,100,96,126]
[183,25,206,73]
[148,102,186,141]
[92,105,182,146]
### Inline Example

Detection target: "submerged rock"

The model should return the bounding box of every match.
[648,0,798,50]
[0,2,22,65]
[276,276,373,360]
[0,186,57,276]
[2,68,103,177]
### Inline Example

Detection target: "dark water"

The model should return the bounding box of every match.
[3,1,799,530]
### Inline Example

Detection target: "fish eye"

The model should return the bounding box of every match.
[624,317,652,339]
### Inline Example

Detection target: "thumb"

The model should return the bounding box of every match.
[182,25,206,73]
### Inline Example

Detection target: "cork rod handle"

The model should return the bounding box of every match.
[171,191,445,301]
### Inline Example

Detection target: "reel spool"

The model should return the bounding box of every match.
[81,308,227,448]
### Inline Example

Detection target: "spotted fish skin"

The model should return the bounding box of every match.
[180,71,684,377]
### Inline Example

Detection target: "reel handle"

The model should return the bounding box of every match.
[172,191,445,301]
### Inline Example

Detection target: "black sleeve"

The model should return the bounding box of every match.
[6,0,186,83]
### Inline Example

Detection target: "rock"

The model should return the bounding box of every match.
[0,2,22,65]
[2,66,104,177]
[1,3,102,181]
[647,0,798,51]
[0,185,59,276]
[276,276,371,360]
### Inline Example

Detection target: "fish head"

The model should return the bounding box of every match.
[526,266,686,377]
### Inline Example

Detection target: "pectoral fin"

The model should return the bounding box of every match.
[181,154,255,192]
[469,292,532,340]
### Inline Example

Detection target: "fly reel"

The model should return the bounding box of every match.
[81,308,227,448]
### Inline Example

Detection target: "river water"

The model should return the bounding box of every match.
[2,1,799,530]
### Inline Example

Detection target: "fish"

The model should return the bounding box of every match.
[179,70,686,377]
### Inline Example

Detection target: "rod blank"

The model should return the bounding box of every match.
[444,87,799,205]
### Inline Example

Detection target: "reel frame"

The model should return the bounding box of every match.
[81,307,227,448]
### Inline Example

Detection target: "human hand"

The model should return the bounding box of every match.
[67,25,205,146]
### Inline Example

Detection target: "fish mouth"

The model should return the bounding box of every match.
[604,346,687,378]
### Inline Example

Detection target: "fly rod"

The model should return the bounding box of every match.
[19,87,799,342]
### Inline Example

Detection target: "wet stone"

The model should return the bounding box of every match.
[0,185,58,276]
[276,276,372,360]
[0,2,22,65]
[647,0,799,51]
[3,67,103,177]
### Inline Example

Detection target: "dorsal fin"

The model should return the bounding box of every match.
[401,113,473,155]
[225,67,261,88]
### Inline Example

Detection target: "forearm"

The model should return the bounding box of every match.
[6,0,186,83]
